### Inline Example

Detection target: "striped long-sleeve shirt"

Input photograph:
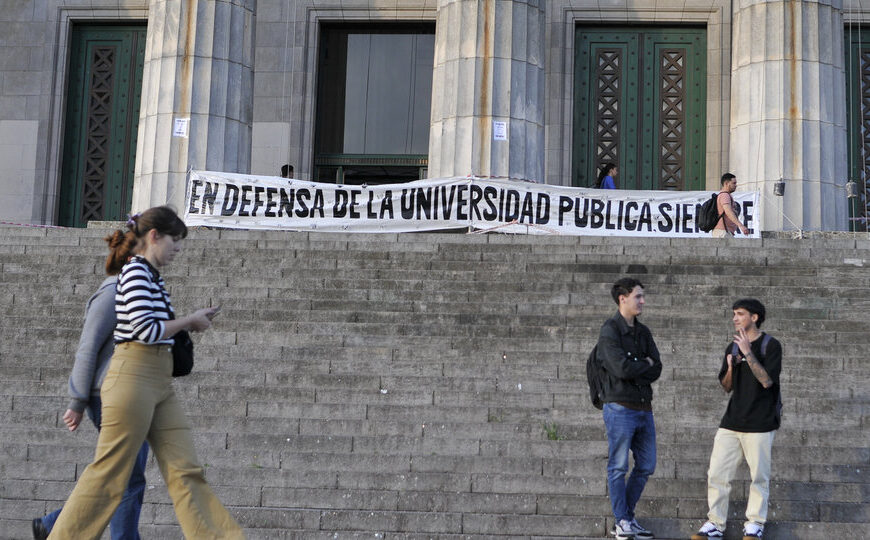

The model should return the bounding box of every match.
[115,255,175,345]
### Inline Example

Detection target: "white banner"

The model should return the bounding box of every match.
[184,170,761,238]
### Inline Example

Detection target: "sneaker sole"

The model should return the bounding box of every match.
[611,527,635,539]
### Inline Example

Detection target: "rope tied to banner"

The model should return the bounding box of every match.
[468,219,561,236]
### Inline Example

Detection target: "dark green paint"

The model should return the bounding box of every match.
[59,24,146,227]
[573,26,707,190]
[845,27,870,231]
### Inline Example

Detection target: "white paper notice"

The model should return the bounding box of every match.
[173,118,190,138]
[493,121,507,141]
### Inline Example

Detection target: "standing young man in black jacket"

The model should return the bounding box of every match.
[692,299,782,540]
[598,278,663,539]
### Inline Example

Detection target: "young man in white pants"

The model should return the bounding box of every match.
[692,299,782,540]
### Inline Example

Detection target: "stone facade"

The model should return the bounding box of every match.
[0,0,862,230]
[427,0,545,182]
[133,0,256,212]
[731,0,849,231]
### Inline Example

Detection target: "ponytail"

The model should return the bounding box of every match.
[104,229,138,275]
[103,206,187,275]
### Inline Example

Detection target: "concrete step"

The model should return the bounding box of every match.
[2,226,869,538]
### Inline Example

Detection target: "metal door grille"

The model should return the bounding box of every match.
[81,46,116,223]
[594,50,621,167]
[659,49,686,190]
[573,27,705,190]
[59,25,145,227]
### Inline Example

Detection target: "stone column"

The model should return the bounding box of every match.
[730,0,848,231]
[428,0,545,182]
[132,0,255,212]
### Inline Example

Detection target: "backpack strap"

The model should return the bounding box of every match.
[731,333,771,359]
[760,333,771,357]
[715,192,729,226]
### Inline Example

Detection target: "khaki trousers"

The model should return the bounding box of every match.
[711,229,733,238]
[706,427,776,530]
[49,342,244,540]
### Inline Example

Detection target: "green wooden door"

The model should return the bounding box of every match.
[845,27,870,231]
[574,27,706,190]
[59,24,146,227]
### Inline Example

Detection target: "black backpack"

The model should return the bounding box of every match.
[586,344,606,410]
[697,193,724,232]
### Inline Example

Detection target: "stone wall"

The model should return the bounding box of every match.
[0,0,861,230]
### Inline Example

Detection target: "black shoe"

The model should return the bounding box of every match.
[32,518,48,540]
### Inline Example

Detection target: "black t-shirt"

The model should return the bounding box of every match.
[718,333,782,432]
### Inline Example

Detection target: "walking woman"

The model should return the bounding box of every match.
[49,206,244,540]
[33,236,149,540]
[597,162,618,189]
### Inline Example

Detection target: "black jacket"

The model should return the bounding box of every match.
[597,312,662,404]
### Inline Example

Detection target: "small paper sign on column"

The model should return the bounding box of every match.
[173,118,190,138]
[493,121,507,141]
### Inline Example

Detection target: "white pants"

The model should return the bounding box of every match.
[706,428,776,530]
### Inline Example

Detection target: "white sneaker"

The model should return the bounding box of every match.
[691,521,724,539]
[743,522,764,538]
[611,519,635,539]
[630,518,654,539]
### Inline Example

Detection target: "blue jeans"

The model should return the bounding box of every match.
[40,396,148,540]
[603,402,656,522]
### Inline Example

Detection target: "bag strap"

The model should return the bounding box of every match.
[715,192,727,225]
[730,332,771,359]
[154,275,176,321]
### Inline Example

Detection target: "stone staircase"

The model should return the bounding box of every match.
[0,225,868,539]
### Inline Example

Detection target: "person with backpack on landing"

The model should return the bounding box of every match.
[712,173,749,238]
[691,299,782,540]
[597,278,663,539]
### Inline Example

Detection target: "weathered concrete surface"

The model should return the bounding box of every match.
[0,225,868,538]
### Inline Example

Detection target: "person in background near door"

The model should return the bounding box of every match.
[597,163,618,189]
[712,173,749,238]
[280,164,294,178]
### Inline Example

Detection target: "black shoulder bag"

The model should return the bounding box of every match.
[171,329,194,377]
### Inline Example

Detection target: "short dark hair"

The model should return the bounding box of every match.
[732,298,766,328]
[611,278,644,304]
[721,173,736,186]
[281,164,294,178]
